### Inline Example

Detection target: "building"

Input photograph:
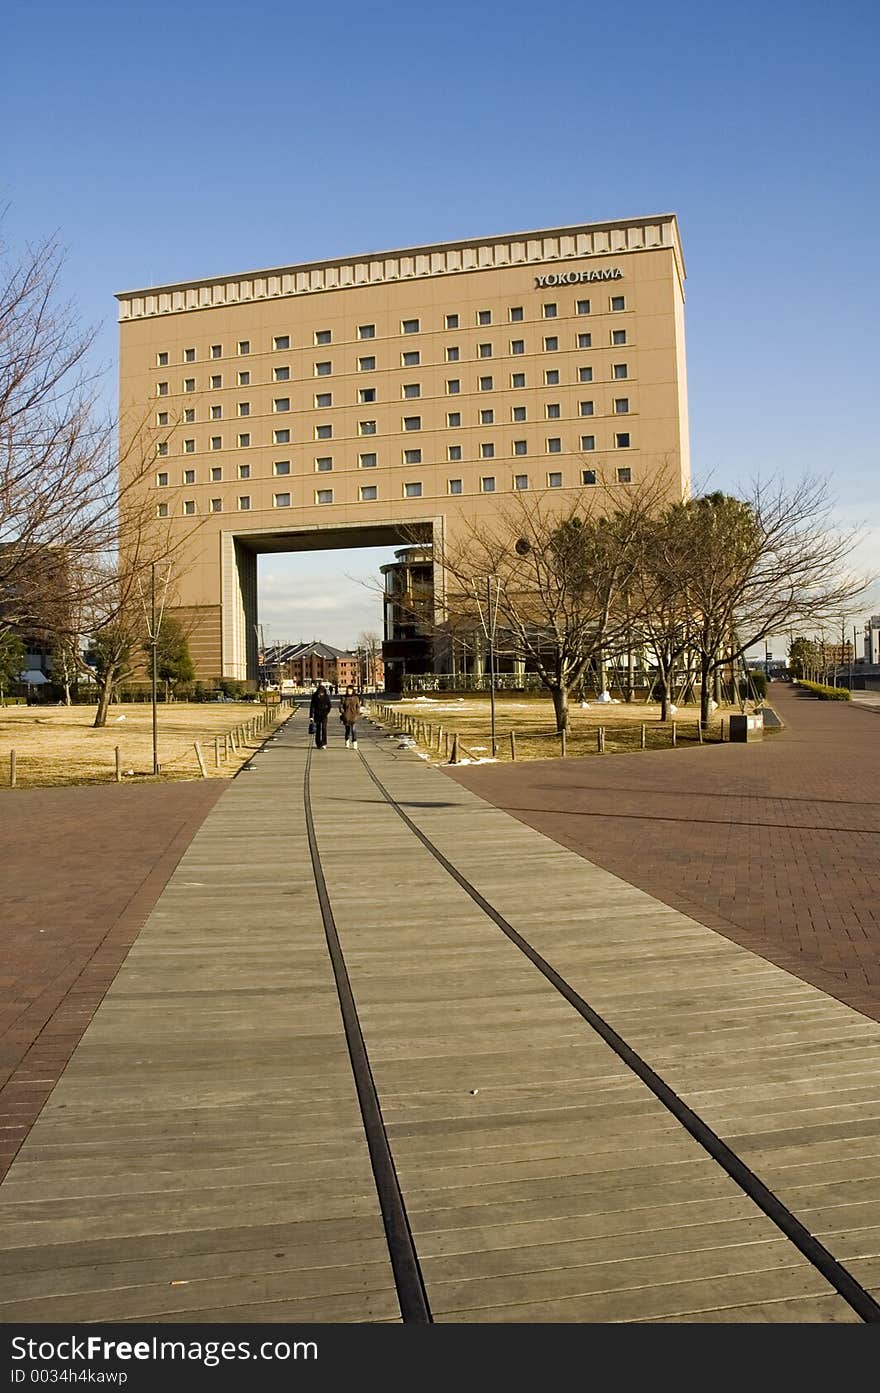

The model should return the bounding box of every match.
[262,640,383,690]
[117,214,690,685]
[865,617,880,665]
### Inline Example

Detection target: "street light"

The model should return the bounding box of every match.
[474,575,501,757]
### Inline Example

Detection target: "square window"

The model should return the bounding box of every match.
[617,467,632,483]
[447,411,461,427]
[272,429,289,444]
[613,363,628,379]
[547,437,561,453]
[156,471,168,486]
[358,387,376,404]
[156,352,169,366]
[316,489,333,504]
[512,372,526,388]
[611,295,626,311]
[480,442,495,459]
[359,452,377,468]
[156,442,168,457]
[448,444,462,461]
[446,379,460,394]
[184,347,195,362]
[480,409,494,425]
[315,457,333,472]
[237,370,250,386]
[274,366,290,381]
[211,344,222,358]
[402,318,419,334]
[316,424,333,440]
[512,405,527,422]
[183,500,195,515]
[210,436,222,451]
[358,324,375,339]
[315,392,332,407]
[183,408,196,424]
[543,303,557,318]
[183,378,195,394]
[582,469,597,485]
[404,481,422,498]
[156,502,169,517]
[511,339,524,355]
[548,472,562,488]
[578,366,593,383]
[404,448,422,464]
[314,329,332,345]
[579,401,594,416]
[360,485,377,501]
[612,329,627,345]
[546,403,561,419]
[238,433,251,447]
[211,466,222,481]
[274,460,291,475]
[615,433,631,448]
[315,361,332,376]
[513,440,527,456]
[544,336,559,352]
[581,435,595,451]
[578,333,592,349]
[445,313,459,329]
[238,340,250,355]
[614,398,630,413]
[274,397,290,412]
[446,345,460,362]
[478,343,492,358]
[481,476,496,492]
[478,309,492,325]
[545,369,560,386]
[402,350,420,367]
[157,381,168,396]
[509,306,524,322]
[238,495,251,510]
[577,300,591,315]
[479,376,493,391]
[448,478,463,494]
[403,383,421,398]
[183,439,195,454]
[358,356,376,371]
[359,420,376,435]
[238,463,250,479]
[238,402,250,417]
[274,493,291,507]
[211,404,222,419]
[274,335,290,350]
[403,416,421,431]
[210,374,222,389]
[210,498,223,512]
[157,411,169,426]
[514,473,529,490]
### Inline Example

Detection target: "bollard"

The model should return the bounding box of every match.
[438,725,444,752]
[510,731,517,761]
[450,733,459,764]
[224,733,229,761]
[115,746,122,783]
[560,727,567,758]
[671,722,677,748]
[640,723,646,750]
[697,720,703,745]
[444,732,449,758]
[215,736,221,768]
[193,741,207,777]
[10,750,16,788]
[229,729,238,754]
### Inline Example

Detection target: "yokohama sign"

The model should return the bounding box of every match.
[534,267,623,287]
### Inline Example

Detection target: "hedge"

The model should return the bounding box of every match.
[798,680,851,701]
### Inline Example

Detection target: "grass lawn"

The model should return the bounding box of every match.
[0,701,290,788]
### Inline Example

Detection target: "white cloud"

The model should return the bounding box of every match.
[257,546,395,648]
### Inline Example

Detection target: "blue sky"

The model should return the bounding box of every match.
[2,0,878,652]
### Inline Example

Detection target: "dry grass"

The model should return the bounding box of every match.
[371,693,742,763]
[0,701,291,788]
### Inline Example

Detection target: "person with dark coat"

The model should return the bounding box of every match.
[309,683,332,749]
[339,686,360,749]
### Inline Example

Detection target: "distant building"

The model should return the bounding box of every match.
[261,640,383,689]
[865,617,880,665]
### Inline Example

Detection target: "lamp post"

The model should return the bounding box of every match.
[150,563,159,776]
[474,575,500,757]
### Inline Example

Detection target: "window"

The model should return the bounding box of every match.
[546,403,561,419]
[544,336,559,352]
[579,401,594,416]
[183,439,195,454]
[402,350,420,367]
[210,498,223,513]
[480,409,494,425]
[447,411,461,427]
[274,460,291,475]
[358,324,375,339]
[315,361,332,376]
[548,472,562,488]
[577,300,591,315]
[446,379,460,394]
[315,392,332,407]
[582,469,597,485]
[358,356,375,371]
[156,352,168,367]
[274,335,290,350]
[316,424,332,439]
[478,309,492,325]
[448,444,462,461]
[185,406,196,423]
[404,481,422,498]
[157,411,169,426]
[617,467,632,483]
[445,313,459,329]
[211,344,222,359]
[512,372,526,388]
[157,442,168,457]
[238,340,250,355]
[316,489,333,504]
[513,440,527,456]
[237,370,250,386]
[509,306,523,322]
[614,398,630,414]
[238,402,250,417]
[547,437,561,453]
[543,303,557,318]
[481,476,496,492]
[314,329,331,345]
[478,343,493,358]
[273,429,289,444]
[184,348,196,362]
[480,442,495,459]
[238,495,251,510]
[157,381,168,396]
[402,318,419,334]
[446,345,459,362]
[274,366,290,381]
[581,435,595,451]
[210,374,222,389]
[511,339,524,355]
[404,448,422,464]
[359,420,376,435]
[403,416,421,431]
[211,404,222,419]
[578,366,593,383]
[315,457,333,472]
[448,478,463,494]
[613,363,628,379]
[360,484,377,501]
[156,502,169,518]
[403,383,421,398]
[611,295,626,311]
[578,333,592,349]
[615,433,631,448]
[183,500,196,515]
[545,369,560,386]
[612,329,627,345]
[274,397,291,412]
[156,471,168,486]
[274,493,291,507]
[479,376,493,391]
[238,463,250,479]
[210,438,221,458]
[512,405,527,422]
[514,473,529,490]
[359,452,377,468]
[358,387,376,403]
[211,466,222,481]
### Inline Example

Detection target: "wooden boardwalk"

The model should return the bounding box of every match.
[0,714,878,1323]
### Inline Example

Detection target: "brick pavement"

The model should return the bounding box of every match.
[0,783,224,1181]
[446,685,880,1023]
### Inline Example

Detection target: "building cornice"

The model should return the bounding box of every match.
[117,214,684,322]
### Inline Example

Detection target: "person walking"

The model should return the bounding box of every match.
[340,685,360,749]
[309,682,332,749]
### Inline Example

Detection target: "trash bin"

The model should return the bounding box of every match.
[729,712,764,743]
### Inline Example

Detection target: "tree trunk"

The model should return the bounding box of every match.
[93,668,118,727]
[549,683,569,733]
[626,647,634,703]
[700,655,712,726]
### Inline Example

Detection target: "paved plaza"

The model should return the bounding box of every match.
[0,692,878,1322]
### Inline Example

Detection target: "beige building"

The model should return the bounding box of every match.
[117,214,689,683]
